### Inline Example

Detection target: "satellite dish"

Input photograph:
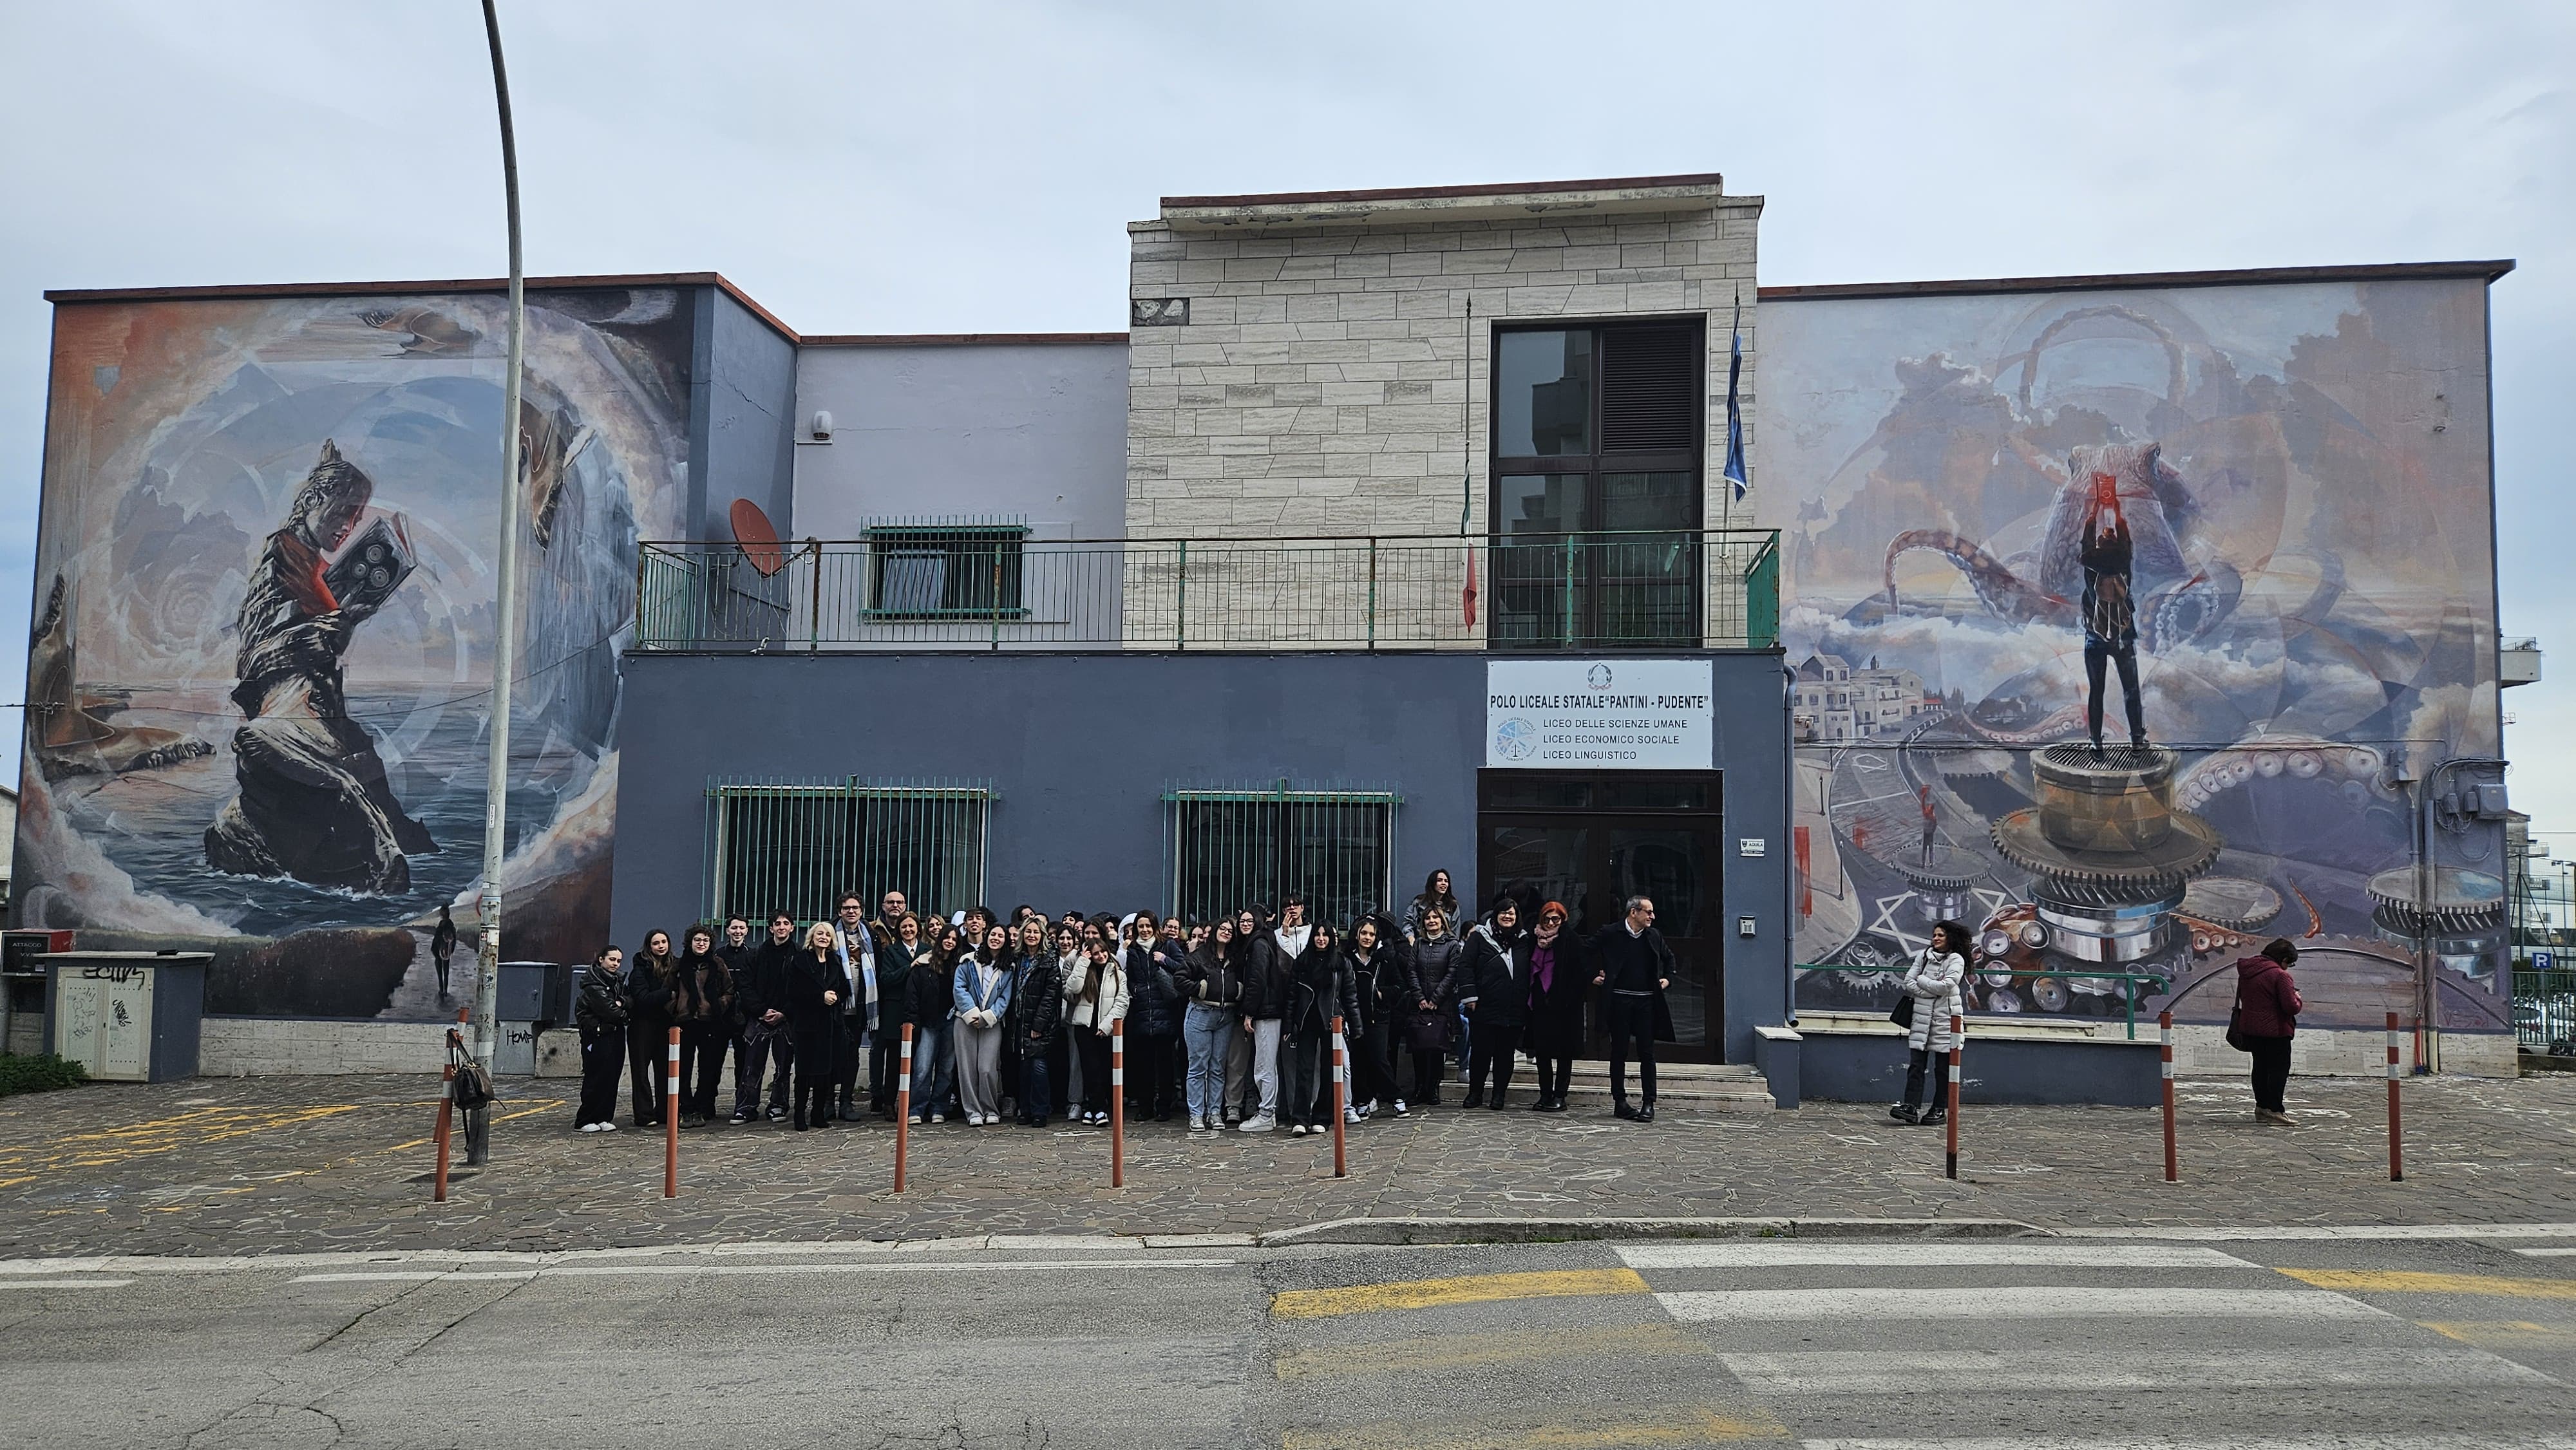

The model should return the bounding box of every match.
[730,498,786,578]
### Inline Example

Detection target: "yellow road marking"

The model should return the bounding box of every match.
[2280,1269,2576,1299]
[1276,1322,1705,1380]
[2421,1320,2576,1348]
[0,1106,363,1188]
[1282,1408,1787,1449]
[0,1098,561,1197]
[1272,1267,1652,1321]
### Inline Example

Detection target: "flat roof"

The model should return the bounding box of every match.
[1757,259,2515,301]
[800,332,1126,348]
[42,271,802,345]
[1160,173,1725,209]
[1154,174,1740,232]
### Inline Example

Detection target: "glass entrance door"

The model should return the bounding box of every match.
[1476,771,1724,1060]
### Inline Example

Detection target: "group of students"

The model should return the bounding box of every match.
[569,869,1682,1136]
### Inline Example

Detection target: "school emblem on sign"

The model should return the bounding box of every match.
[1587,664,1614,690]
[1492,716,1539,760]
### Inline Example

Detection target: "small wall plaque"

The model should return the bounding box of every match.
[1132,297,1191,327]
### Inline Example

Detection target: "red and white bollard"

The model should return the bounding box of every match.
[2159,1010,2178,1183]
[894,1022,913,1194]
[1329,1015,1348,1179]
[664,1024,681,1199]
[1944,1013,1962,1181]
[1110,1017,1125,1189]
[433,1044,456,1203]
[2386,1010,2405,1182]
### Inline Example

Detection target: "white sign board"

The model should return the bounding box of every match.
[1486,659,1714,770]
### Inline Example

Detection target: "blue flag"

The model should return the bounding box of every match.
[1723,296,1748,502]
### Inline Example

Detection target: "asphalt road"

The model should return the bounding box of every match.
[5,1232,2575,1449]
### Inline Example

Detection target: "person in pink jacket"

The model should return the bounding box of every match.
[2234,939,2306,1125]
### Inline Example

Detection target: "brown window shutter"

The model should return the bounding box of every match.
[1598,325,1700,453]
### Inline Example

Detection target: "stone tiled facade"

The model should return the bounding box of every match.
[1124,178,1764,545]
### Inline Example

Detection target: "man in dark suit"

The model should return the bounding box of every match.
[1589,895,1674,1123]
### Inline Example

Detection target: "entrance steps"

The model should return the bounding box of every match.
[1472,1059,1776,1111]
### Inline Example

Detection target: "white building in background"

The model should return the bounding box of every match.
[1793,653,1929,743]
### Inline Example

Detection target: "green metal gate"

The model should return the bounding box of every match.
[1162,782,1399,928]
[703,777,992,926]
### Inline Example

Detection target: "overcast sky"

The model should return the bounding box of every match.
[2,1,2569,833]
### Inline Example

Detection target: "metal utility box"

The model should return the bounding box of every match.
[495,961,556,1023]
[493,962,565,1077]
[42,952,210,1082]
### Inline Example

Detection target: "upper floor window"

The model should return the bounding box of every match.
[866,522,1028,619]
[1492,319,1705,649]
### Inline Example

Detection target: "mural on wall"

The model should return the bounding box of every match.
[1763,279,2508,1035]
[17,288,691,1019]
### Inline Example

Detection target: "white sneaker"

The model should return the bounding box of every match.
[600,1120,618,1132]
[929,1113,946,1124]
[1393,1100,1410,1117]
[1240,1115,1275,1133]
[966,1113,985,1126]
[1344,1106,1361,1124]
[580,1121,604,1133]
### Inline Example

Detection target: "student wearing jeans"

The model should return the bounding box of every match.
[1180,918,1245,1132]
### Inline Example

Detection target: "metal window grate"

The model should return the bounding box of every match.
[1162,781,1400,928]
[703,777,992,925]
[865,519,1028,620]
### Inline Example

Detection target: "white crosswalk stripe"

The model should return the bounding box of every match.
[1656,1286,2387,1321]
[1617,1243,2251,1270]
[1795,1440,2576,1450]
[1723,1346,2555,1394]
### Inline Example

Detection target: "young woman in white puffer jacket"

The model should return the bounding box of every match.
[1890,920,1967,1125]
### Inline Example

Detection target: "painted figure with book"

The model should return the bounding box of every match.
[204,438,435,893]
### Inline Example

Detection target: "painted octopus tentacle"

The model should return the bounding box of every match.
[1884,528,2067,623]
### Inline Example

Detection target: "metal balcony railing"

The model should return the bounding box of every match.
[634,529,1781,653]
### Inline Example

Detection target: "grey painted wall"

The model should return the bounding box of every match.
[790,341,1130,540]
[1797,1028,2162,1107]
[690,288,799,541]
[611,648,1792,1060]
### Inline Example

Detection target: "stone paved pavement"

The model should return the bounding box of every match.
[1,1070,2570,1258]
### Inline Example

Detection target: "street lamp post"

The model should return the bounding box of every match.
[464,0,528,1167]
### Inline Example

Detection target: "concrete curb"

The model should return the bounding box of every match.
[1257,1215,2044,1246]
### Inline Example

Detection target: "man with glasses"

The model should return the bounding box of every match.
[1589,895,1674,1123]
[831,892,882,1122]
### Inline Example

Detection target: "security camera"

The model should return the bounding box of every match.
[810,410,833,441]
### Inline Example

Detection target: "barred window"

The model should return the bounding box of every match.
[704,778,990,925]
[866,523,1027,619]
[1164,784,1399,928]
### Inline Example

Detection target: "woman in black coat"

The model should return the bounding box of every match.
[1405,907,1464,1106]
[573,946,630,1133]
[1345,916,1404,1117]
[1522,900,1589,1113]
[1279,924,1357,1135]
[784,923,846,1130]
